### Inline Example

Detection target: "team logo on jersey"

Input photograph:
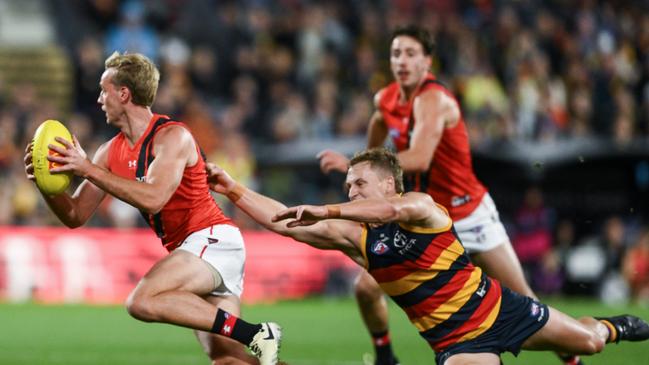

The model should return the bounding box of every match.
[372,241,390,255]
[371,234,390,255]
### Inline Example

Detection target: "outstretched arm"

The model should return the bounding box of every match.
[207,163,364,263]
[273,192,450,230]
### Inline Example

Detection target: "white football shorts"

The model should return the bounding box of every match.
[176,224,245,298]
[454,193,511,254]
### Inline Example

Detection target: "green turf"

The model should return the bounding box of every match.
[0,298,648,365]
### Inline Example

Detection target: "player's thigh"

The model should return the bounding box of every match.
[133,249,217,297]
[194,295,258,363]
[443,352,500,365]
[521,306,600,354]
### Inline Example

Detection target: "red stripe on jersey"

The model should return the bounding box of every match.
[370,231,457,283]
[403,268,472,319]
[432,279,502,351]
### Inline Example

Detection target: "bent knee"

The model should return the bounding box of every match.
[354,275,383,302]
[125,291,156,322]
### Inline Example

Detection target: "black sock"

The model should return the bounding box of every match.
[210,309,262,346]
[372,331,396,363]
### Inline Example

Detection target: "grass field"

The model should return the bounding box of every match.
[1,297,648,365]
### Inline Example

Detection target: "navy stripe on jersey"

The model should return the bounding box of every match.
[419,275,491,342]
[389,259,468,308]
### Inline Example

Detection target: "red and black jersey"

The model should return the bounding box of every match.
[107,113,232,251]
[377,73,487,220]
[361,207,502,351]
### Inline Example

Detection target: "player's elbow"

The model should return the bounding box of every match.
[58,214,85,229]
[63,220,84,229]
[140,194,169,214]
[141,202,164,215]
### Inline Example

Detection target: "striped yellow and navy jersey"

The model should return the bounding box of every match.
[361,211,502,351]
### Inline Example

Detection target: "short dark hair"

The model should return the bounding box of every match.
[391,25,435,55]
[350,148,404,194]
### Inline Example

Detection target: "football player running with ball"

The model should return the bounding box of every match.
[24,52,281,365]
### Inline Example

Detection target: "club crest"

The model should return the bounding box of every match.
[372,240,390,255]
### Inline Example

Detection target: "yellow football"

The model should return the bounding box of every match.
[31,120,73,195]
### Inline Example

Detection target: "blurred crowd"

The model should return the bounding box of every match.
[0,0,648,302]
[509,186,649,304]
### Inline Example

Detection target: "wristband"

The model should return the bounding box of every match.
[226,183,245,203]
[326,205,341,218]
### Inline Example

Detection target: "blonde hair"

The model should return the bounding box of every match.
[350,147,404,193]
[104,51,160,107]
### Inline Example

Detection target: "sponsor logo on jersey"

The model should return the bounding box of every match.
[476,278,487,297]
[531,303,539,316]
[451,195,471,207]
[128,159,137,169]
[530,302,546,322]
[394,231,417,255]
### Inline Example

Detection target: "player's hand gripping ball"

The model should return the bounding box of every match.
[31,120,73,195]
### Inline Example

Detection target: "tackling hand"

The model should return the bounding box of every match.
[206,162,236,194]
[272,205,329,227]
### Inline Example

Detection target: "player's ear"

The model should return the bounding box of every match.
[385,175,396,194]
[119,86,131,103]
